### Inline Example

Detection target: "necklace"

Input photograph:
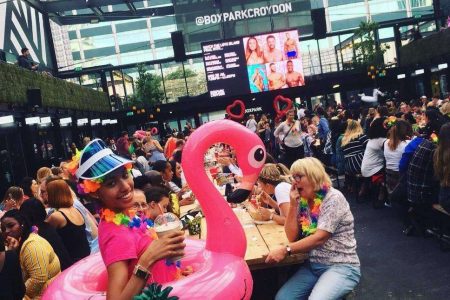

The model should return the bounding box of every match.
[298,186,329,237]
[100,209,182,274]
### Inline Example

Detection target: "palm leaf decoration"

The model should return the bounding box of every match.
[133,283,179,300]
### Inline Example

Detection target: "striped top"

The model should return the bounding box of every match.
[342,134,368,174]
[20,233,61,299]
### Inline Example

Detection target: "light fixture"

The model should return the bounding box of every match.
[332,84,340,89]
[77,118,88,126]
[60,117,72,125]
[156,107,160,112]
[438,63,448,70]
[90,18,99,24]
[141,109,145,113]
[110,119,118,124]
[91,119,100,125]
[415,69,424,75]
[40,117,51,124]
[25,117,40,125]
[149,114,154,119]
[0,115,14,125]
[397,74,406,79]
[102,119,110,125]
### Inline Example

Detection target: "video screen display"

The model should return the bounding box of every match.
[202,29,304,98]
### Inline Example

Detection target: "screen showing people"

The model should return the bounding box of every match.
[243,30,304,93]
[202,29,304,98]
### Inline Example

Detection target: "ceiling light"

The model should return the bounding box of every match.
[0,115,14,125]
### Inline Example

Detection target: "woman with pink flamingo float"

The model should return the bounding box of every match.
[43,119,266,299]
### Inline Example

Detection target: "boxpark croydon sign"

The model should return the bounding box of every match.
[194,2,293,26]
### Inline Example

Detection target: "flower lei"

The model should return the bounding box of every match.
[100,209,182,279]
[298,185,329,238]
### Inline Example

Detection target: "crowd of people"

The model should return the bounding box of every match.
[244,96,450,235]
[0,92,449,299]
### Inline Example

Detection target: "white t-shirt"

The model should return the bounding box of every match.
[361,138,386,177]
[384,139,410,171]
[246,119,258,132]
[274,182,291,217]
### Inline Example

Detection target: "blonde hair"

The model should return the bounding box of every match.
[258,163,291,185]
[290,157,331,191]
[440,102,450,115]
[341,120,363,146]
[36,167,52,183]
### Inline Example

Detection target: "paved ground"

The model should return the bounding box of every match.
[251,193,450,300]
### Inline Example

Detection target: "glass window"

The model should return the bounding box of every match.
[151,25,177,40]
[117,29,150,45]
[70,40,80,52]
[118,49,153,65]
[300,38,320,76]
[184,58,207,97]
[153,46,174,60]
[162,62,188,103]
[328,2,367,23]
[318,37,338,73]
[369,0,406,15]
[80,35,116,51]
[337,33,355,69]
[80,73,102,91]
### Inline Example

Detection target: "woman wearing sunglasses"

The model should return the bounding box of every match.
[266,157,360,300]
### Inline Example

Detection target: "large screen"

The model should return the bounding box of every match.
[202,29,304,98]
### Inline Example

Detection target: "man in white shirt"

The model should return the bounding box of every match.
[246,114,258,133]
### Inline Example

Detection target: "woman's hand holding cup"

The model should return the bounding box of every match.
[138,231,185,269]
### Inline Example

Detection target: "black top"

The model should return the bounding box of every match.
[0,251,25,300]
[17,55,34,70]
[38,223,74,270]
[56,210,90,263]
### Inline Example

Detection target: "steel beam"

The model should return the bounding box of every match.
[55,6,175,25]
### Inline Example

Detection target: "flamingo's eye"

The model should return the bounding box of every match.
[248,146,266,168]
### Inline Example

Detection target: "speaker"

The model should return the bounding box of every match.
[311,8,327,39]
[27,89,42,108]
[171,31,187,62]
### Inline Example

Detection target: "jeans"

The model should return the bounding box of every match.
[275,261,361,300]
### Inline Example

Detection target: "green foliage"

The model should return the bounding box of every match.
[0,63,110,111]
[352,21,389,68]
[133,283,179,300]
[165,66,197,80]
[135,64,165,106]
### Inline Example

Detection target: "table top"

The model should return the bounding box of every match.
[180,203,307,270]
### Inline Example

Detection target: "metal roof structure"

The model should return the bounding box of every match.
[23,0,174,25]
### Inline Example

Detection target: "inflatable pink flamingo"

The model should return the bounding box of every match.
[43,119,265,299]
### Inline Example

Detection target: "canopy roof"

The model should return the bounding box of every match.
[24,0,174,25]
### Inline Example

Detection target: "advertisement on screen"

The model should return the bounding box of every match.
[202,29,304,98]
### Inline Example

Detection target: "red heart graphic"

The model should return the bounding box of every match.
[226,100,246,120]
[273,95,293,117]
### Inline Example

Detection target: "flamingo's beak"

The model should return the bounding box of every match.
[226,173,259,203]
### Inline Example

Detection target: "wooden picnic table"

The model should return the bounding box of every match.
[180,203,308,270]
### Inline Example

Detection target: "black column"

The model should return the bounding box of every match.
[43,13,59,75]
